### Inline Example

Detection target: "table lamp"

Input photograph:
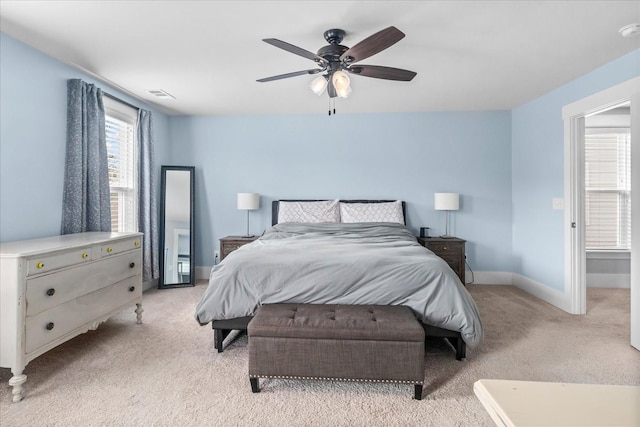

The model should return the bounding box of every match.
[434,193,459,238]
[237,193,260,237]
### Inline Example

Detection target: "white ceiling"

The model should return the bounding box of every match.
[1,1,638,115]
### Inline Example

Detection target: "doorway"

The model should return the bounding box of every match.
[563,77,639,351]
[584,104,631,288]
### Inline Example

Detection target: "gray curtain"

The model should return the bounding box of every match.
[62,79,111,234]
[138,110,159,282]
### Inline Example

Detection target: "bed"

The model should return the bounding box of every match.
[195,199,483,360]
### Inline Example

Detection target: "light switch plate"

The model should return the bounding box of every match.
[552,198,564,210]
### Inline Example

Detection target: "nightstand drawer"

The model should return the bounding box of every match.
[222,243,245,258]
[425,243,463,257]
[417,236,466,284]
[220,236,259,260]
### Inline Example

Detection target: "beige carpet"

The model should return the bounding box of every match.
[1,283,638,426]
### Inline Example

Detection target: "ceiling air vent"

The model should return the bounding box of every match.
[148,89,175,99]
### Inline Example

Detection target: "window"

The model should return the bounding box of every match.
[104,97,138,233]
[584,126,631,250]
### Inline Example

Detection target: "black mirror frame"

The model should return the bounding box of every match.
[159,165,195,289]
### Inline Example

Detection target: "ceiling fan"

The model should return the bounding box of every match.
[257,26,417,101]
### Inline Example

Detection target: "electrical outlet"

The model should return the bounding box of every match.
[214,250,220,264]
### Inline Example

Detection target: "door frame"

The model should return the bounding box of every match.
[562,76,639,350]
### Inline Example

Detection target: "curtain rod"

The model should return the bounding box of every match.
[103,92,140,111]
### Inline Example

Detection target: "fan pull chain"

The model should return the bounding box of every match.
[328,99,337,116]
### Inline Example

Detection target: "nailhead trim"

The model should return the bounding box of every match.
[249,374,423,385]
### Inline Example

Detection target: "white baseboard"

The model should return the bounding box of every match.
[468,271,513,285]
[143,278,158,292]
[196,266,212,281]
[512,273,571,312]
[586,273,630,288]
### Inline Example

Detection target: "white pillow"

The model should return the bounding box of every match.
[340,201,404,224]
[277,200,340,223]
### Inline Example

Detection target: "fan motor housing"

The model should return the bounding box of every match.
[317,44,349,63]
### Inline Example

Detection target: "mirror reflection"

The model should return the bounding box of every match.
[160,166,195,288]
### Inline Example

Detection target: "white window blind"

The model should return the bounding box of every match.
[104,97,138,233]
[584,127,631,250]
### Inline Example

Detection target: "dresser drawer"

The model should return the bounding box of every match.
[26,247,93,276]
[26,251,141,316]
[25,275,141,354]
[100,237,141,258]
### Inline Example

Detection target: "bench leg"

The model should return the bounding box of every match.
[250,378,260,393]
[414,384,423,400]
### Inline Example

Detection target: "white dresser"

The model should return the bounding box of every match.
[0,232,143,402]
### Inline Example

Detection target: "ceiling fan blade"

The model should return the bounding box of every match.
[263,38,328,64]
[347,65,416,81]
[339,26,405,64]
[257,69,322,83]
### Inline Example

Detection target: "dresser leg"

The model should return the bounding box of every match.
[9,372,27,402]
[135,302,144,324]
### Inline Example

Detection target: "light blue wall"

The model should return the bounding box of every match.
[169,112,513,270]
[0,33,172,242]
[5,26,635,292]
[511,49,640,291]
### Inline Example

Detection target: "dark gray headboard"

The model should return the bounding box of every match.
[271,199,407,226]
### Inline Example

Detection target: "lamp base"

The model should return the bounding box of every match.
[439,235,456,239]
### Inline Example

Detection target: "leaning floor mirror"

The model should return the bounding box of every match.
[159,166,195,289]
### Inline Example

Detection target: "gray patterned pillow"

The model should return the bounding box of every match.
[340,201,404,224]
[278,200,340,223]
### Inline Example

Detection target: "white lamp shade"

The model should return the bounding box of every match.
[434,193,459,211]
[237,193,260,210]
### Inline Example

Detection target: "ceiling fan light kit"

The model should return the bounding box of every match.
[258,26,416,113]
[619,23,640,38]
[309,75,328,96]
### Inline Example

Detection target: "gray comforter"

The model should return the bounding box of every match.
[195,222,483,346]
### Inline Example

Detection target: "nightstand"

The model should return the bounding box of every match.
[220,236,259,260]
[417,236,466,284]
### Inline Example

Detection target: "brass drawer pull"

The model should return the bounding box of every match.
[36,262,44,269]
[134,241,140,247]
[82,252,88,259]
[442,246,448,251]
[106,247,113,253]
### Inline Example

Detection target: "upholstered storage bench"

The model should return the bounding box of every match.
[248,304,425,399]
